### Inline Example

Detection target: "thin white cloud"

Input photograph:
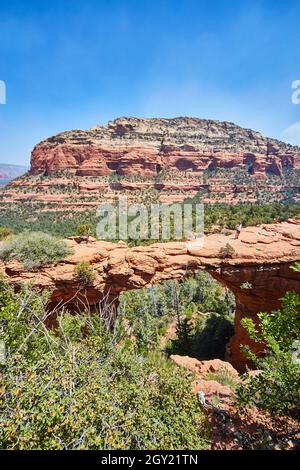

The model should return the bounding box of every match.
[283,122,300,146]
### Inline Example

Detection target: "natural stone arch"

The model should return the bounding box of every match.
[1,220,300,370]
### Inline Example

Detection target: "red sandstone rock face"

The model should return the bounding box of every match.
[170,356,237,400]
[30,117,300,180]
[1,220,300,370]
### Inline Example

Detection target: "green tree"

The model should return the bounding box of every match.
[236,288,300,415]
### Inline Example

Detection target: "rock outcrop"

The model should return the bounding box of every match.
[30,117,300,180]
[170,355,300,450]
[170,355,238,399]
[1,220,300,369]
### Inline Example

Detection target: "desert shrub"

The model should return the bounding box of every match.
[76,224,93,237]
[74,261,96,284]
[0,227,13,241]
[0,281,209,450]
[0,232,73,269]
[0,201,299,241]
[236,291,300,415]
[205,367,237,390]
[171,317,194,355]
[219,243,236,259]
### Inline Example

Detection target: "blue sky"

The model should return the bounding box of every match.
[0,0,300,165]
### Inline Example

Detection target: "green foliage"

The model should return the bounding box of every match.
[0,278,50,356]
[188,201,300,232]
[205,367,238,390]
[240,282,253,290]
[291,261,300,273]
[219,243,236,259]
[0,227,14,241]
[169,312,234,361]
[0,281,209,450]
[172,317,194,355]
[236,292,300,415]
[76,224,93,237]
[74,261,96,284]
[0,198,299,244]
[165,275,235,358]
[118,284,174,351]
[0,232,73,269]
[118,272,235,356]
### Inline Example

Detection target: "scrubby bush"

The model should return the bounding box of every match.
[240,282,253,290]
[0,281,209,450]
[76,224,93,238]
[168,312,234,361]
[0,231,73,269]
[236,290,300,415]
[205,367,238,390]
[0,227,13,241]
[0,200,299,242]
[74,261,96,284]
[219,243,236,259]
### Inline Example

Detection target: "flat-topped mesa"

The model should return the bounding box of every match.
[30,117,300,180]
[1,220,300,370]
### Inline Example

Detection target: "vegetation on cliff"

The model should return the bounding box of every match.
[0,202,299,243]
[0,232,73,269]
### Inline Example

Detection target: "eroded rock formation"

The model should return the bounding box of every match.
[30,117,300,180]
[1,220,300,369]
[3,117,299,210]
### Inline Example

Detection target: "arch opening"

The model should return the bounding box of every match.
[118,271,236,362]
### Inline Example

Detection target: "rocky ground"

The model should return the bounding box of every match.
[170,355,300,450]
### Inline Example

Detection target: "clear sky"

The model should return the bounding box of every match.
[0,0,300,165]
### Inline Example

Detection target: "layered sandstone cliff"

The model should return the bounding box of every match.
[30,117,300,180]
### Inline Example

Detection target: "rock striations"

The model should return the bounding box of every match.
[30,117,300,180]
[3,117,300,208]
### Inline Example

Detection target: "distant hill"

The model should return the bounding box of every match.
[0,164,29,186]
